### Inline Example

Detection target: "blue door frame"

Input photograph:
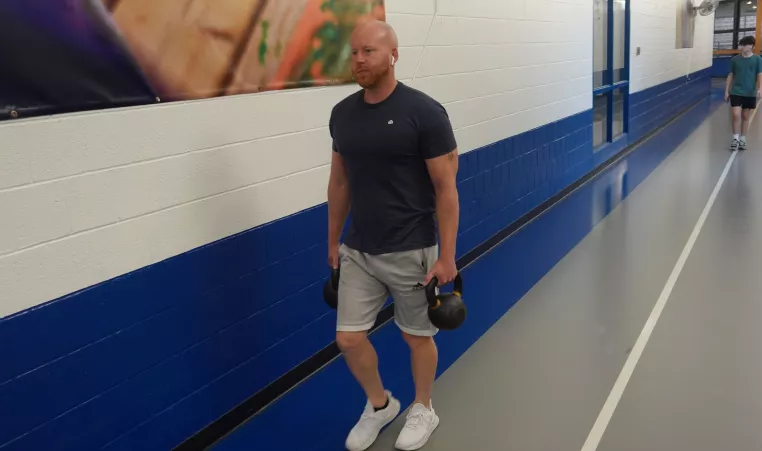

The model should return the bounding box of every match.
[593,0,631,153]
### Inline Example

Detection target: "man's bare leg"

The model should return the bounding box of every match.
[337,331,388,407]
[402,332,437,408]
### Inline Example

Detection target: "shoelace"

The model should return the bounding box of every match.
[360,404,386,421]
[404,410,427,429]
[360,409,375,421]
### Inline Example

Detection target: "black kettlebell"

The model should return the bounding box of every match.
[425,274,466,330]
[323,266,340,309]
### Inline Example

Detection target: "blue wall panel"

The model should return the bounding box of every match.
[711,55,732,78]
[630,68,712,143]
[0,68,712,451]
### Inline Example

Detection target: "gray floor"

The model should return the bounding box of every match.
[372,105,761,450]
[597,125,762,449]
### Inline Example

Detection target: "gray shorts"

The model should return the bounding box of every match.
[337,243,439,336]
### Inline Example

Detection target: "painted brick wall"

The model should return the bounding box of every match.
[0,0,719,449]
[0,0,594,449]
[0,0,591,319]
[0,0,718,450]
[629,0,714,93]
[630,68,713,142]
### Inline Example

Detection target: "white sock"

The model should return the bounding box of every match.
[741,135,746,141]
[734,134,740,140]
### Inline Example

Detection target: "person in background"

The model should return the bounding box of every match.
[725,35,762,151]
[326,20,460,451]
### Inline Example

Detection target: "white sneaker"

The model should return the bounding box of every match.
[394,402,440,451]
[345,391,401,451]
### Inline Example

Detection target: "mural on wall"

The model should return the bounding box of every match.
[676,0,697,49]
[0,0,385,121]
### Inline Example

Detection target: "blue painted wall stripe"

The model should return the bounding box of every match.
[711,56,732,78]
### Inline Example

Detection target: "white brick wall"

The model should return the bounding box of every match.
[630,0,715,93]
[1,0,596,317]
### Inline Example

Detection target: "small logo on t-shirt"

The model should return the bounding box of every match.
[388,120,394,125]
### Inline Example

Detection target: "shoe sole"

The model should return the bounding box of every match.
[395,415,440,451]
[348,401,402,451]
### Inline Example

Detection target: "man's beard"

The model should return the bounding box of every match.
[355,66,390,89]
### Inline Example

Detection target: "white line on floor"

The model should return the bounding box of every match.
[579,148,737,451]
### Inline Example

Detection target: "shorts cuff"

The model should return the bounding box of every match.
[395,320,438,337]
[337,322,376,332]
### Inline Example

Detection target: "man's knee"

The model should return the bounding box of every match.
[401,331,435,350]
[336,331,368,353]
[743,110,753,120]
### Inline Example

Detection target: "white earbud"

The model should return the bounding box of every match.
[390,55,396,66]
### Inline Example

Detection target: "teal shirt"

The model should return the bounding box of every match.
[730,54,762,98]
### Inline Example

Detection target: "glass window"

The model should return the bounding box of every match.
[593,0,629,150]
[594,0,609,88]
[714,32,735,49]
[739,1,757,29]
[613,0,626,83]
[594,94,608,148]
[714,0,737,32]
[713,0,758,50]
[739,29,756,41]
[613,89,625,140]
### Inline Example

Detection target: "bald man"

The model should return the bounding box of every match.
[327,20,460,451]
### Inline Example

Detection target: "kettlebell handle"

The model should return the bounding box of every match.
[330,266,340,290]
[425,273,463,308]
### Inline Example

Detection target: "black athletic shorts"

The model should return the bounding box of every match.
[730,94,757,110]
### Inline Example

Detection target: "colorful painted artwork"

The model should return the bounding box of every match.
[0,0,385,120]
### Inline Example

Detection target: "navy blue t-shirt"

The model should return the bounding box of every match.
[329,82,457,255]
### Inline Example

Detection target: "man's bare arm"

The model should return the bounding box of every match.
[425,149,459,262]
[328,151,350,267]
[726,73,734,100]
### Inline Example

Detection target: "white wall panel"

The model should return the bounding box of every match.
[417,42,589,77]
[0,165,330,318]
[630,0,714,93]
[526,0,589,23]
[387,13,433,46]
[386,0,435,15]
[1,0,596,316]
[436,0,525,20]
[0,140,33,189]
[0,128,333,258]
[0,184,73,256]
[446,77,591,130]
[0,86,356,191]
[519,20,588,44]
[427,17,524,46]
[411,60,591,104]
[455,94,591,155]
[395,46,425,79]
